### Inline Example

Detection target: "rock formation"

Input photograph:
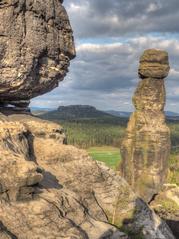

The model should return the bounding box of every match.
[150,184,179,238]
[0,113,175,238]
[0,1,175,238]
[0,0,75,108]
[120,49,171,202]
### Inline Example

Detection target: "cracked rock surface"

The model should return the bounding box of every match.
[0,112,175,239]
[0,0,75,107]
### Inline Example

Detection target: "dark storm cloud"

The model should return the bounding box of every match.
[64,0,179,38]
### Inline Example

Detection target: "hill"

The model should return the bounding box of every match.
[37,105,179,121]
[39,105,122,121]
[38,105,129,128]
[38,105,128,148]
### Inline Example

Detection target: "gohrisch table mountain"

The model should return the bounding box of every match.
[0,1,176,239]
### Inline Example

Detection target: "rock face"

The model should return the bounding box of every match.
[0,112,175,239]
[0,0,75,107]
[150,184,179,238]
[0,2,175,237]
[120,49,171,202]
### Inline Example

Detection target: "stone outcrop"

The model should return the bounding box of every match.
[0,1,175,237]
[0,0,75,108]
[120,49,171,202]
[150,184,179,238]
[0,112,175,238]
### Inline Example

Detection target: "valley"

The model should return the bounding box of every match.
[37,105,179,186]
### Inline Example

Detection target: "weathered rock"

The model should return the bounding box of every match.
[150,184,179,238]
[0,120,43,201]
[0,0,75,107]
[120,49,171,202]
[8,113,66,143]
[139,49,170,79]
[0,112,175,239]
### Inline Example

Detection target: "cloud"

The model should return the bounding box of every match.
[64,0,179,39]
[30,1,179,113]
[31,36,179,112]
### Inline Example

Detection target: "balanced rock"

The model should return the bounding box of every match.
[139,49,170,79]
[0,0,75,107]
[120,49,171,202]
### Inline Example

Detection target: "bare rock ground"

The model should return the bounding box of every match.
[0,113,175,239]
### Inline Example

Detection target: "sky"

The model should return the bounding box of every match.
[31,0,179,112]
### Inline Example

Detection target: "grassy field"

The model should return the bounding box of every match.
[168,121,179,150]
[167,153,179,185]
[87,146,121,169]
[88,146,179,185]
[88,143,179,187]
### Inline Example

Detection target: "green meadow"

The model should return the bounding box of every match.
[87,146,121,169]
[87,146,179,186]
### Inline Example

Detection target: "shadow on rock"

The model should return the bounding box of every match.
[165,219,179,238]
[99,229,128,239]
[26,131,37,163]
[40,171,63,189]
[0,221,18,239]
[117,198,175,239]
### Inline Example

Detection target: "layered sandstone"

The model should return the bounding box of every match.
[0,0,75,108]
[120,49,171,202]
[0,113,175,239]
[0,1,175,237]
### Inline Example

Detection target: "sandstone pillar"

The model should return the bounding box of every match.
[120,49,171,202]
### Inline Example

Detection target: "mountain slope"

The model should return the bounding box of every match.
[40,105,117,121]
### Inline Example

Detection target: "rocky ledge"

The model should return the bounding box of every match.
[0,112,175,239]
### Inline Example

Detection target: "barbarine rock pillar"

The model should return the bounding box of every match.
[120,49,171,202]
